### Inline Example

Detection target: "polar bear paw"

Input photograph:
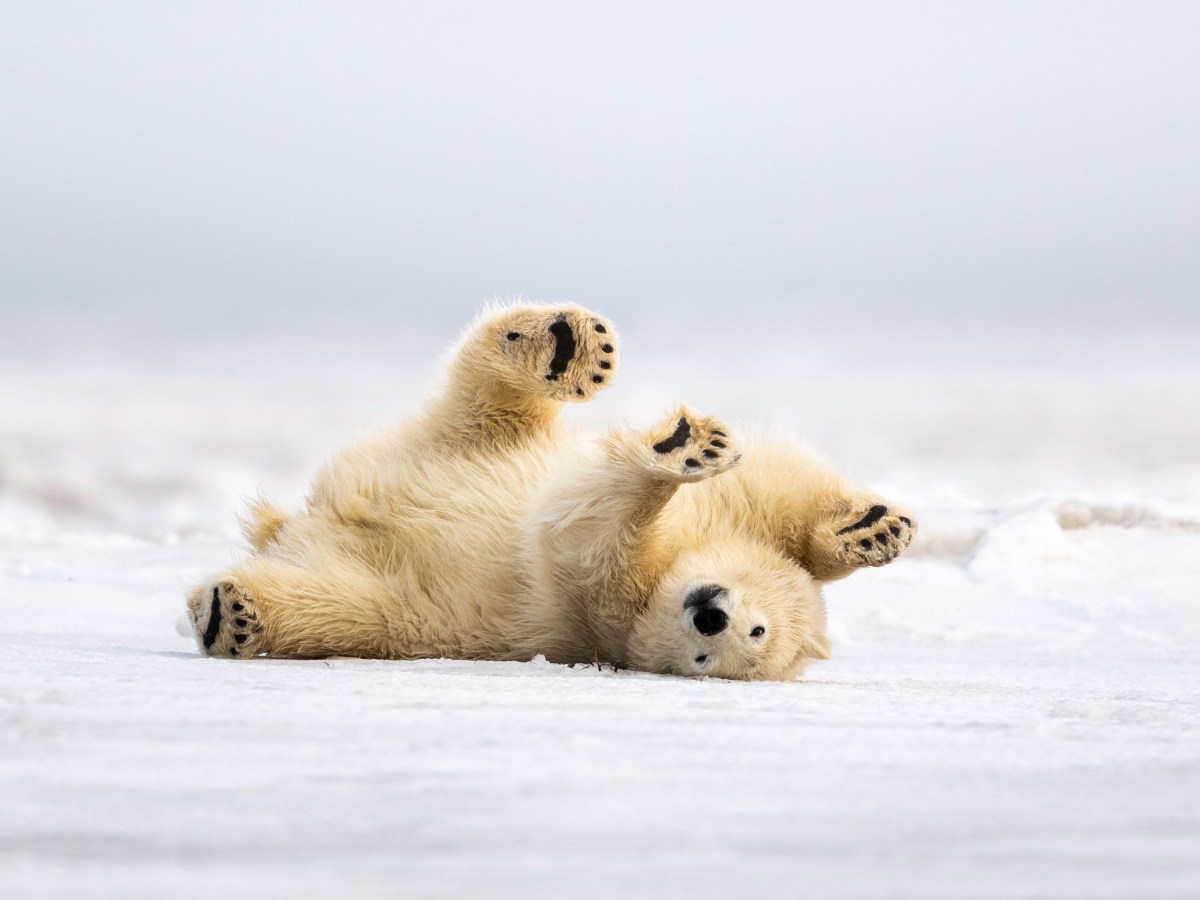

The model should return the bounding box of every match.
[187,579,264,658]
[646,409,741,482]
[831,504,916,568]
[492,306,618,403]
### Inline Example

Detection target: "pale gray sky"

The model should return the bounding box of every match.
[2,1,1198,352]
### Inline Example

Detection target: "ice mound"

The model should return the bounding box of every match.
[1053,496,1200,533]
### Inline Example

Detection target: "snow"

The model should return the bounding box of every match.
[2,334,1198,898]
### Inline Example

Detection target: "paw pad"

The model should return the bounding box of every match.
[648,412,740,482]
[190,581,264,659]
[833,506,915,567]
[496,307,618,402]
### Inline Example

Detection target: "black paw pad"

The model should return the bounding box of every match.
[202,589,223,651]
[547,319,577,380]
[653,418,692,453]
[837,505,889,536]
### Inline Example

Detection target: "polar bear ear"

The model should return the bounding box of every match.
[802,631,831,660]
[778,630,832,679]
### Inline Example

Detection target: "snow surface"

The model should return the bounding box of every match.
[2,336,1199,898]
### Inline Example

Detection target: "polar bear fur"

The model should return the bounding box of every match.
[186,303,915,681]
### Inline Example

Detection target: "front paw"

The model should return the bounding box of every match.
[830,504,916,568]
[644,408,741,483]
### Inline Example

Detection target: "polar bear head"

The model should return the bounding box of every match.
[627,538,830,681]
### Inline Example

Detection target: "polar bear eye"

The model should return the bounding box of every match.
[750,626,765,638]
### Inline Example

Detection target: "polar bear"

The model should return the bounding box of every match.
[186,303,915,680]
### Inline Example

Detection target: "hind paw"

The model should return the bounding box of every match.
[484,305,618,402]
[187,579,264,658]
[645,409,741,483]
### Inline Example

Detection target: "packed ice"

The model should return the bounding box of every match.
[1,333,1197,898]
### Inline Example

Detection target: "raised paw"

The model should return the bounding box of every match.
[186,579,265,659]
[645,409,741,483]
[482,305,618,403]
[830,504,916,569]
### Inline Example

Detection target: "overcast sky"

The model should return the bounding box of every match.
[2,1,1198,350]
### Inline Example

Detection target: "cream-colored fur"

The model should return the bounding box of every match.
[186,303,916,680]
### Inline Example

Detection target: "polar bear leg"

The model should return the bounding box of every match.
[186,559,400,659]
[530,408,740,611]
[800,497,917,582]
[426,304,620,449]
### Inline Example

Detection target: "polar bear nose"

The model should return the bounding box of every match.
[685,584,729,636]
[692,606,728,636]
[685,584,725,608]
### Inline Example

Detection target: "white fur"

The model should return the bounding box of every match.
[187,304,916,680]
